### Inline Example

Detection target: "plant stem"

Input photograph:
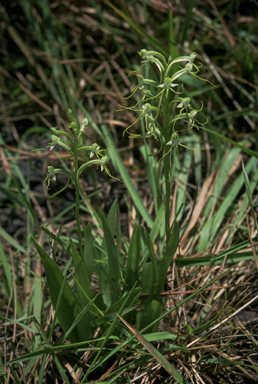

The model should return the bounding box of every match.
[163,92,171,248]
[73,135,84,256]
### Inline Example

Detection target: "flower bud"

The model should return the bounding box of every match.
[185,63,193,72]
[99,155,109,171]
[189,53,197,63]
[177,97,191,109]
[47,166,57,181]
[80,118,88,132]
[90,143,100,158]
[68,122,77,131]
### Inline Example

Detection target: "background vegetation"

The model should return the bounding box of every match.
[1,0,258,383]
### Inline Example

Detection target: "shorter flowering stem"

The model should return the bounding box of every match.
[43,111,119,258]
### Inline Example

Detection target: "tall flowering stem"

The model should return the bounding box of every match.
[122,50,210,249]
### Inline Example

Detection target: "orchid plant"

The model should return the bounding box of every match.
[35,50,211,347]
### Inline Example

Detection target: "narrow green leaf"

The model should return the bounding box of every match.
[82,222,94,281]
[32,239,80,343]
[70,240,92,306]
[32,272,42,349]
[116,210,122,260]
[142,228,159,300]
[167,221,180,256]
[140,300,163,332]
[143,331,179,342]
[107,199,118,237]
[157,221,179,296]
[125,226,141,289]
[92,244,109,305]
[99,209,120,305]
[141,262,156,320]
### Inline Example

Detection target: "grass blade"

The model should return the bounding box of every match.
[0,227,27,254]
[180,0,196,53]
[201,126,258,159]
[118,315,190,384]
